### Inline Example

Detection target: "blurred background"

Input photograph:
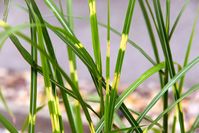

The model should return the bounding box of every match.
[0,0,199,132]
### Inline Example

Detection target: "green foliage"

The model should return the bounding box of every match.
[0,1,198,133]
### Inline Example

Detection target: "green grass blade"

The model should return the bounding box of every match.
[15,26,96,132]
[46,23,150,131]
[88,0,104,116]
[26,2,65,132]
[165,0,170,131]
[179,9,199,93]
[87,0,102,75]
[109,0,137,132]
[96,62,165,133]
[0,21,31,49]
[147,83,199,130]
[145,0,159,32]
[35,15,61,133]
[0,113,18,133]
[2,34,77,102]
[44,0,72,33]
[111,125,146,133]
[153,1,185,132]
[28,11,38,133]
[99,22,157,66]
[1,36,96,118]
[66,0,74,30]
[104,0,111,132]
[66,0,83,132]
[114,113,126,130]
[169,0,190,40]
[166,0,170,35]
[115,62,165,109]
[22,104,46,132]
[58,0,64,16]
[7,42,97,119]
[138,3,167,129]
[17,29,96,132]
[129,109,162,129]
[43,15,157,66]
[138,0,161,65]
[171,114,177,133]
[137,57,199,124]
[26,1,78,132]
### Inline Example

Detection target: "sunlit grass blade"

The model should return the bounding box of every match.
[0,1,199,133]
[0,113,18,133]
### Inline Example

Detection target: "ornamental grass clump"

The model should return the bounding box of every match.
[0,0,199,133]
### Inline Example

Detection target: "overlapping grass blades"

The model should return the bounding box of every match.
[0,1,199,133]
[107,0,139,132]
[66,0,84,132]
[26,1,78,132]
[28,10,38,133]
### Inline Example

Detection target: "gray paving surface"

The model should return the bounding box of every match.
[0,0,199,87]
